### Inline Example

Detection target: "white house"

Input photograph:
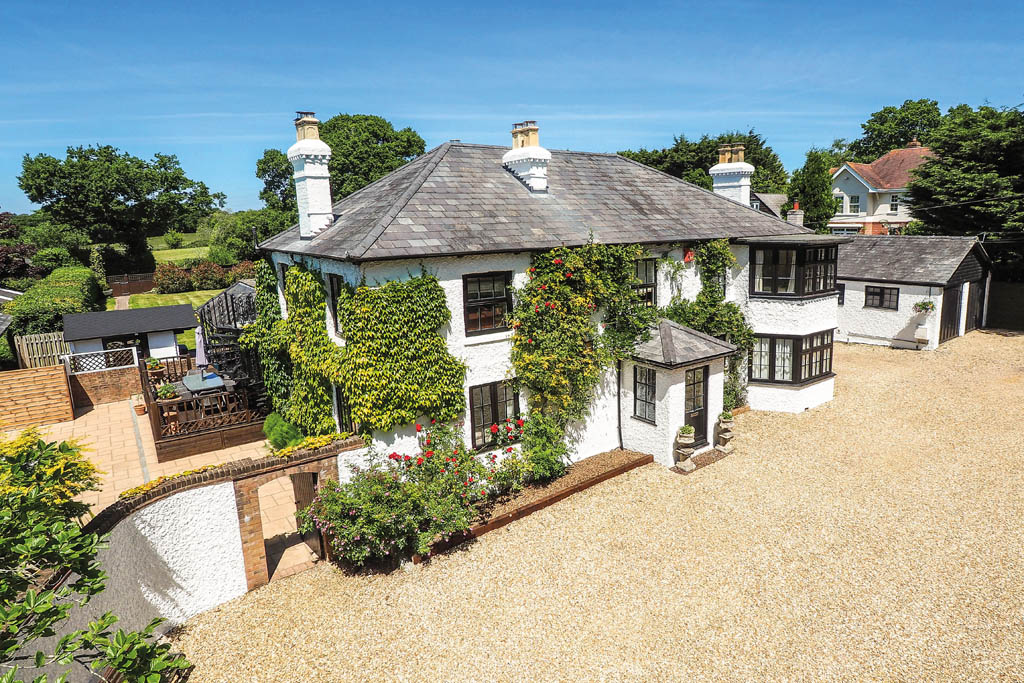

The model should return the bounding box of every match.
[260,116,848,469]
[829,139,933,235]
[836,235,990,350]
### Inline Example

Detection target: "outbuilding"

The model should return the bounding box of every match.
[63,304,197,360]
[836,236,990,350]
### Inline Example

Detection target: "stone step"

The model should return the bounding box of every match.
[676,458,697,473]
[714,444,734,454]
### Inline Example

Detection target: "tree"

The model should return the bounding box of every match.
[209,208,295,262]
[819,138,856,170]
[0,212,43,287]
[0,429,189,681]
[18,146,225,270]
[256,114,426,208]
[786,148,838,232]
[619,130,789,194]
[848,99,943,161]
[907,104,1024,235]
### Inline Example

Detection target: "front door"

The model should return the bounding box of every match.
[965,280,984,332]
[685,366,709,446]
[940,285,961,343]
[290,472,322,559]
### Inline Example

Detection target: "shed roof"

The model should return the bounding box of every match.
[260,142,810,262]
[62,304,197,342]
[837,235,988,286]
[632,319,737,368]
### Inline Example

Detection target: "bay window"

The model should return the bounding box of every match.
[750,246,838,297]
[749,330,834,384]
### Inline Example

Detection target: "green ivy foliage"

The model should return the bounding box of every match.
[334,274,467,433]
[509,243,657,475]
[240,260,293,415]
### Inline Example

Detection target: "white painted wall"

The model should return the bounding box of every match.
[147,330,179,359]
[748,376,835,413]
[69,338,104,355]
[836,280,942,350]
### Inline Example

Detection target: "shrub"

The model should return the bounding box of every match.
[3,266,104,335]
[264,412,303,450]
[153,263,192,293]
[189,260,227,290]
[88,244,106,283]
[226,260,256,284]
[32,246,78,273]
[491,449,531,494]
[521,413,567,481]
[206,244,237,267]
[162,229,185,249]
[172,257,205,270]
[678,424,695,435]
[0,276,36,292]
[298,422,496,566]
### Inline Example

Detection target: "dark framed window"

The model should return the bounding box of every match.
[463,272,513,335]
[837,283,845,306]
[333,385,356,433]
[469,380,520,449]
[633,258,657,307]
[328,274,344,334]
[749,330,833,384]
[750,246,838,298]
[633,365,657,424]
[865,286,899,310]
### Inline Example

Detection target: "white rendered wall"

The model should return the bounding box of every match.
[836,280,941,350]
[748,376,835,413]
[146,330,179,359]
[567,367,621,462]
[70,338,104,355]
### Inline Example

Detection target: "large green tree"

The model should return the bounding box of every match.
[619,130,789,193]
[18,146,224,270]
[256,114,426,210]
[209,208,296,262]
[907,104,1024,235]
[786,148,838,233]
[848,99,943,161]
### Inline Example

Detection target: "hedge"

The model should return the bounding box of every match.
[2,266,105,335]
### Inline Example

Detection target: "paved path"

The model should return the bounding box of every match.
[175,331,1024,681]
[114,294,130,310]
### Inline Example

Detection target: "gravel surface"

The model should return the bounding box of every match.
[174,331,1024,681]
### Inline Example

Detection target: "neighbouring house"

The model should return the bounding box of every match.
[63,304,196,362]
[260,115,848,469]
[828,139,933,235]
[836,235,990,350]
[749,192,787,219]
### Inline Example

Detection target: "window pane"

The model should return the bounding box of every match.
[777,250,796,293]
[751,338,771,380]
[775,339,793,381]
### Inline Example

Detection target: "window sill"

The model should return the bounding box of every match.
[464,329,514,346]
[863,305,899,311]
[748,291,838,303]
[749,372,835,388]
[630,415,656,427]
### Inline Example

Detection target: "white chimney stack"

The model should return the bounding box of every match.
[502,121,550,193]
[287,111,333,239]
[709,143,754,207]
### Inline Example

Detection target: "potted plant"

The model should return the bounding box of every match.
[133,402,147,416]
[145,356,166,380]
[676,424,695,445]
[719,411,734,430]
[912,300,936,342]
[156,382,178,400]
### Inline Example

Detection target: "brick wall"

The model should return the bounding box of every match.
[69,366,143,408]
[0,365,74,430]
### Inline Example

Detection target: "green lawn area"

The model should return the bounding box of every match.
[152,246,209,264]
[128,289,221,351]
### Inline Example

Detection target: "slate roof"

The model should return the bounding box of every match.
[835,144,933,190]
[632,319,737,368]
[837,236,988,286]
[751,192,787,218]
[63,304,197,342]
[260,142,810,262]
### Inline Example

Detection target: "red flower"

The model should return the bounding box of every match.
[506,446,513,453]
[416,457,424,465]
[565,272,573,278]
[453,448,458,455]
[389,452,399,460]
[430,418,436,424]
[403,455,411,461]
[540,284,547,290]
[535,306,540,313]
[516,418,524,427]
[506,425,513,431]
[490,424,499,434]
[415,424,422,432]
[441,469,446,474]
[553,258,563,265]
[425,450,434,457]
[528,338,533,344]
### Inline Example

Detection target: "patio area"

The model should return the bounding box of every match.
[172,330,1024,680]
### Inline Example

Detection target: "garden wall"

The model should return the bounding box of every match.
[68,365,142,407]
[0,364,73,429]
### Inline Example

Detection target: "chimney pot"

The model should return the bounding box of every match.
[287,111,333,239]
[503,119,550,192]
[710,143,754,206]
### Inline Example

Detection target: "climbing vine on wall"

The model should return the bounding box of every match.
[509,242,657,475]
[660,239,754,410]
[240,260,292,415]
[334,273,466,433]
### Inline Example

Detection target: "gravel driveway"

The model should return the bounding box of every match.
[174,331,1024,681]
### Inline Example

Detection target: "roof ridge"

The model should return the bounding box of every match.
[659,320,677,365]
[659,317,736,351]
[348,142,454,258]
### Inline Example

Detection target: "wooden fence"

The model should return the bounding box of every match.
[0,365,74,429]
[107,272,156,297]
[13,332,70,369]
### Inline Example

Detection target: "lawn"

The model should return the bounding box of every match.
[129,289,221,351]
[152,246,209,264]
[174,332,1024,680]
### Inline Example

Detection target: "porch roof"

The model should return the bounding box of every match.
[63,304,197,342]
[632,319,737,369]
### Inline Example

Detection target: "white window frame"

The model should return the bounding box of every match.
[848,195,861,214]
[889,194,900,212]
[834,194,844,213]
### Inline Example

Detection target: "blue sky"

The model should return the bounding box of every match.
[1,0,1021,215]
